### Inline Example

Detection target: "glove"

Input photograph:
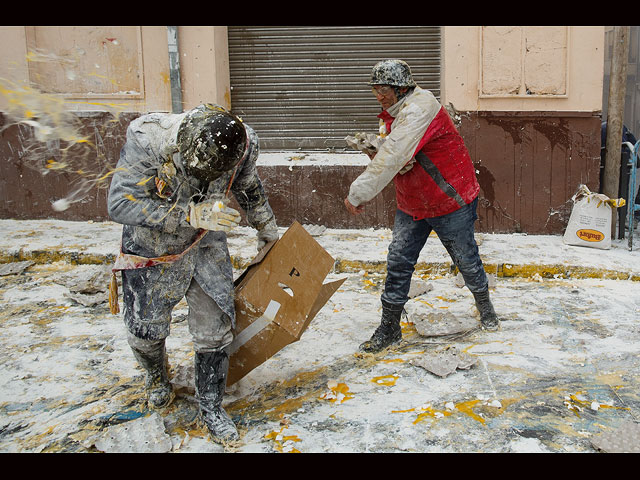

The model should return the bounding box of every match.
[189,199,241,232]
[257,220,279,251]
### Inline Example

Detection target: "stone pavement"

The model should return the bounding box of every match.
[1,219,640,453]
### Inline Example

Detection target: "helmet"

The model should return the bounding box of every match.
[368,59,416,88]
[177,104,247,183]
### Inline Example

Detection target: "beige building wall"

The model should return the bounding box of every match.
[441,26,605,112]
[178,26,231,110]
[0,26,231,115]
[2,26,604,116]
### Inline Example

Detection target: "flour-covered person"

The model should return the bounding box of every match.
[108,104,278,443]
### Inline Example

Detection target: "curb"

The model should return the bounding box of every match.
[333,258,640,281]
[2,248,639,282]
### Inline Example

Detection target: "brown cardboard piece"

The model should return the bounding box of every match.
[227,221,346,385]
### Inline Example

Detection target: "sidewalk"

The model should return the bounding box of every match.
[2,218,640,280]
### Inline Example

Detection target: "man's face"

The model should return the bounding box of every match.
[372,85,404,110]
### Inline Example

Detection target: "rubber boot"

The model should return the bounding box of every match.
[130,341,174,410]
[195,349,239,443]
[472,289,499,331]
[359,300,404,353]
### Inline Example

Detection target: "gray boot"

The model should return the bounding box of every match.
[195,349,238,443]
[130,341,174,410]
[472,289,499,331]
[359,300,404,353]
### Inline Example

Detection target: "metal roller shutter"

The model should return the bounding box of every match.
[228,26,441,151]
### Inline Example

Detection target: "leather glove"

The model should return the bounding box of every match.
[189,199,241,232]
[257,219,279,251]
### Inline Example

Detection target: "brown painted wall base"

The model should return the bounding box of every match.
[0,111,601,234]
[459,111,602,234]
[0,112,139,223]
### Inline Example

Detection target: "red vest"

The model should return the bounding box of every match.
[379,106,479,219]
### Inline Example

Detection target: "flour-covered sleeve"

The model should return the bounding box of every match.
[347,96,439,207]
[107,125,189,233]
[230,125,276,231]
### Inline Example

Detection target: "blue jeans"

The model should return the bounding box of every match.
[382,198,488,306]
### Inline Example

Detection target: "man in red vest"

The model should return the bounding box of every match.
[344,60,499,353]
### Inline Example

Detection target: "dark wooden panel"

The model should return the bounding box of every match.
[0,111,601,235]
[0,112,137,222]
[459,112,601,234]
[235,165,397,230]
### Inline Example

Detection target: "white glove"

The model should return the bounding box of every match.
[189,199,241,232]
[257,221,279,250]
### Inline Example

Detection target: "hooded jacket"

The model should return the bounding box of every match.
[107,111,275,338]
[347,87,479,219]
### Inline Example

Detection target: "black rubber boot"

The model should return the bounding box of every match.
[472,289,499,331]
[359,300,404,353]
[130,341,174,410]
[195,350,238,443]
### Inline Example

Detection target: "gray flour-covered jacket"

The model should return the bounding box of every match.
[107,112,275,339]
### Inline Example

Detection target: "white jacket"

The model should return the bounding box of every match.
[347,87,441,207]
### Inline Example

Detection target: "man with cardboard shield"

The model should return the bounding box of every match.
[108,104,278,443]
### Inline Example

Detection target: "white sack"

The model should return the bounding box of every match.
[563,185,622,250]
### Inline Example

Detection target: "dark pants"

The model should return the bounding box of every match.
[125,277,233,354]
[382,198,488,307]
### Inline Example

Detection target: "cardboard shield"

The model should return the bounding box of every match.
[228,221,346,385]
